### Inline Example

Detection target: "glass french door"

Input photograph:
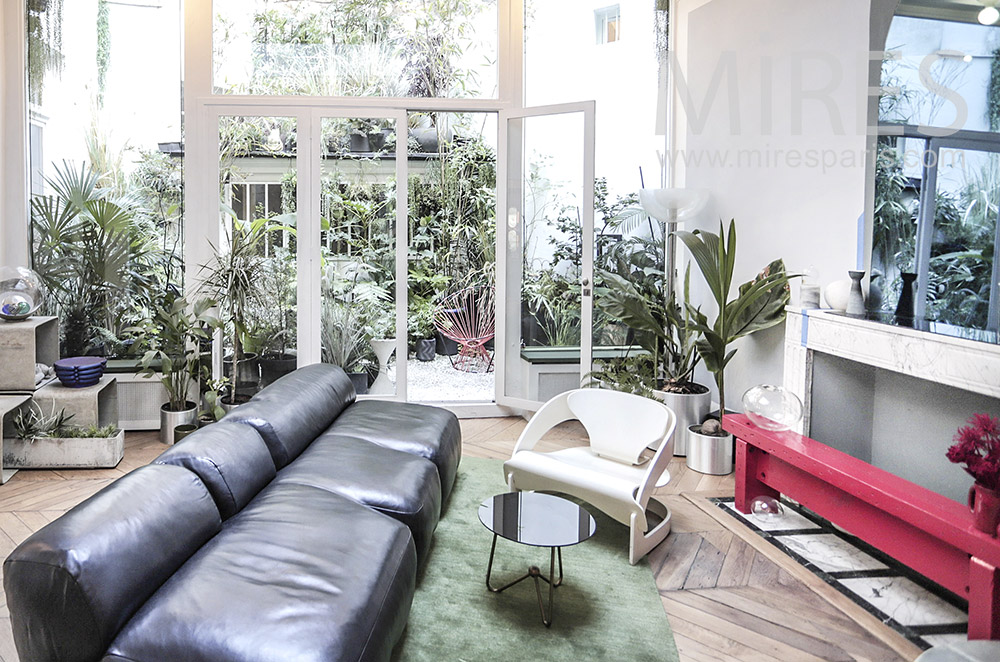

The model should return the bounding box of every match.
[496,102,596,410]
[211,105,407,401]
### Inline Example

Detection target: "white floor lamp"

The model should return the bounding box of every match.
[638,188,710,297]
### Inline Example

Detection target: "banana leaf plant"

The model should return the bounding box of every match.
[130,296,220,412]
[596,261,702,393]
[675,220,795,418]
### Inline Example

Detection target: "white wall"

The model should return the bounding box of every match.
[673,0,872,408]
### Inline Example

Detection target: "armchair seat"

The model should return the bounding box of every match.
[503,389,677,565]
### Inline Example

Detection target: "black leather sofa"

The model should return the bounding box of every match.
[3,364,461,662]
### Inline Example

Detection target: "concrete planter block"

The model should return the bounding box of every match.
[3,429,125,469]
[0,395,31,483]
[0,317,59,392]
[33,377,118,429]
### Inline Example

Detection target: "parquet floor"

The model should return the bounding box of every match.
[0,418,910,662]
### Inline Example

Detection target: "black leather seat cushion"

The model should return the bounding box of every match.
[324,400,461,502]
[274,433,441,562]
[104,482,416,662]
[154,421,276,519]
[4,465,221,662]
[224,363,356,468]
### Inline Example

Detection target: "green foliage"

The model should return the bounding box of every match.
[676,221,794,415]
[200,215,287,398]
[56,424,120,439]
[989,47,1000,132]
[408,298,437,341]
[321,301,367,370]
[13,403,74,441]
[31,161,167,357]
[96,0,110,107]
[27,0,64,106]
[872,141,915,274]
[585,355,660,400]
[131,296,219,411]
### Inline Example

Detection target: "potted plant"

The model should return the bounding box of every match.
[408,299,437,362]
[7,402,124,469]
[321,300,369,394]
[597,261,710,456]
[252,249,298,387]
[366,307,396,395]
[132,295,219,445]
[675,220,794,472]
[947,413,1000,535]
[201,215,281,405]
[198,367,230,423]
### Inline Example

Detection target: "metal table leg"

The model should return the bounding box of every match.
[485,534,563,627]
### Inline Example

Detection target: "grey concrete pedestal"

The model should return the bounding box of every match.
[33,377,118,429]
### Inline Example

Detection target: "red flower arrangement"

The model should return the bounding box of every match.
[947,413,1000,491]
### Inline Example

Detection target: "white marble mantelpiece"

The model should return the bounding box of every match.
[783,307,1000,437]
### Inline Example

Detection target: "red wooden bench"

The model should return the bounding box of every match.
[725,413,1000,639]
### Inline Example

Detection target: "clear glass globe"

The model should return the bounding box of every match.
[742,384,803,431]
[750,496,785,524]
[0,266,45,321]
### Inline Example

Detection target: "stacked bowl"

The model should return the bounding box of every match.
[53,357,107,388]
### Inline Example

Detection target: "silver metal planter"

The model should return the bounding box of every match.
[160,402,197,445]
[685,425,734,475]
[655,387,711,456]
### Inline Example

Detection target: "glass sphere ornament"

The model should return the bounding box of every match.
[0,266,45,321]
[742,384,803,431]
[749,496,785,525]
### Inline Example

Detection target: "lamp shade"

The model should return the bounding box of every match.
[638,188,710,225]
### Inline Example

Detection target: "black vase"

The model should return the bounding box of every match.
[348,371,369,395]
[416,338,437,362]
[895,272,917,326]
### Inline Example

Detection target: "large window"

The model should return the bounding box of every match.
[26,0,184,359]
[874,15,1000,338]
[213,0,499,98]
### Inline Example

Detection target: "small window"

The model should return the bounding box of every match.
[595,5,621,45]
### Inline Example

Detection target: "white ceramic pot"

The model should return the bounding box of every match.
[369,338,396,395]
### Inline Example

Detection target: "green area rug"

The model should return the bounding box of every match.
[392,457,679,662]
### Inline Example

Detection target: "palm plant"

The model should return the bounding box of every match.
[675,220,795,417]
[200,214,282,402]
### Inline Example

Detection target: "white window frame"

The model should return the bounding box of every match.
[595,4,621,45]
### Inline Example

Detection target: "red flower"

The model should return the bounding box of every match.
[947,413,1000,491]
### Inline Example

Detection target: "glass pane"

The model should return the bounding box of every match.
[504,112,586,402]
[880,16,1000,132]
[407,112,497,403]
[213,0,497,99]
[27,0,184,359]
[925,148,997,331]
[320,116,398,397]
[871,135,922,314]
[214,115,298,403]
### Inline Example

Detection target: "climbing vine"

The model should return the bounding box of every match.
[26,0,64,106]
[96,0,110,107]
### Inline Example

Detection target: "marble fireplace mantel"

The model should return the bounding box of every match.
[783,307,1000,436]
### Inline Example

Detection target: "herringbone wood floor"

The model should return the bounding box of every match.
[0,419,911,661]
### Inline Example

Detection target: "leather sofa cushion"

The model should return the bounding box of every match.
[325,400,462,502]
[104,482,416,662]
[4,465,221,662]
[154,421,276,520]
[274,433,441,562]
[223,363,356,468]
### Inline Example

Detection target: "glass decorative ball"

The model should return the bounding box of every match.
[0,266,45,321]
[749,496,785,525]
[742,384,803,431]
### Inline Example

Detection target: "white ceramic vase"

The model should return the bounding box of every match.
[369,338,396,395]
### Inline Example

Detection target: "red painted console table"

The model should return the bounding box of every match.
[726,414,1000,640]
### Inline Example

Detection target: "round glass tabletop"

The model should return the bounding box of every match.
[478,492,596,548]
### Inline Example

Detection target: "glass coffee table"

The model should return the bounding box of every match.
[478,492,596,627]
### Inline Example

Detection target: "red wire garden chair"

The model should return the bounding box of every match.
[434,286,495,373]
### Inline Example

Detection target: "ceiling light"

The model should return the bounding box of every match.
[980,4,999,25]
[964,54,974,62]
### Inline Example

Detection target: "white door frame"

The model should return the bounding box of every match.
[495,101,596,412]
[201,104,408,402]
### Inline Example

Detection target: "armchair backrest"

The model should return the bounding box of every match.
[567,390,671,465]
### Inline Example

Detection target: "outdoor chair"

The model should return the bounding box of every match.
[433,286,495,373]
[503,389,677,564]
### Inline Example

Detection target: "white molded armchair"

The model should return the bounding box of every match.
[503,389,677,565]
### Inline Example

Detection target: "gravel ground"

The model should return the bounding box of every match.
[387,354,495,402]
